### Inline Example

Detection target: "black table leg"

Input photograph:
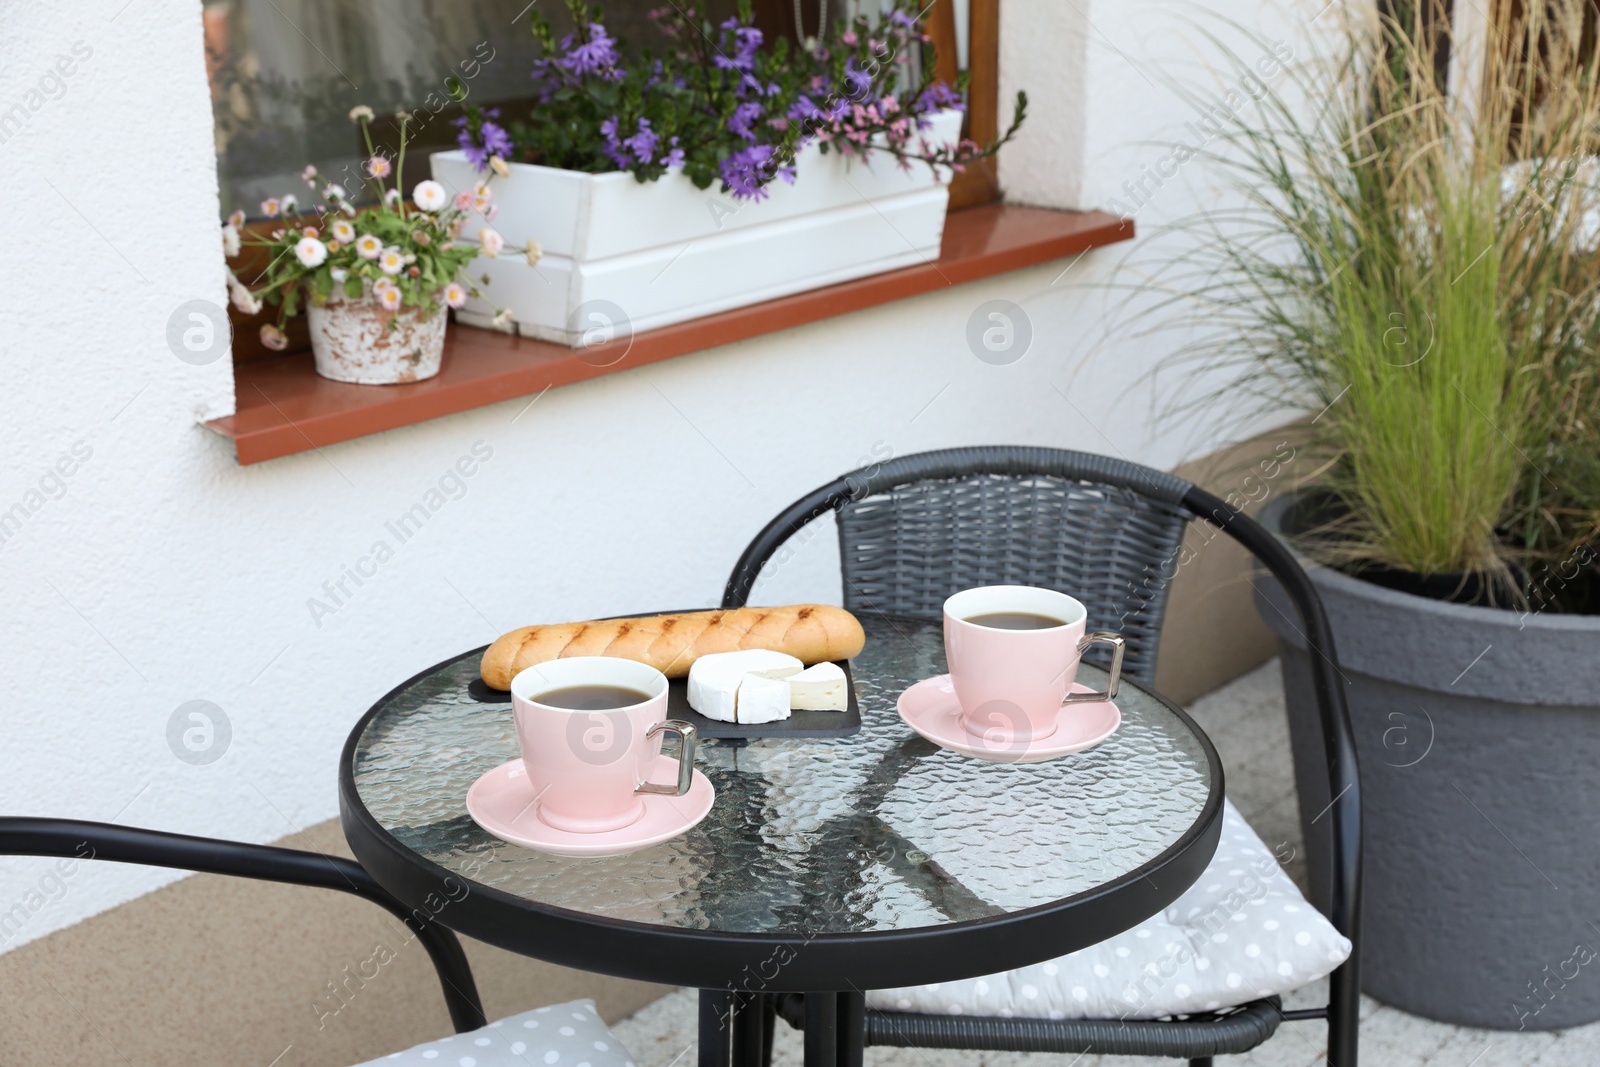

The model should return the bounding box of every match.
[804,992,839,1067]
[760,993,777,1067]
[699,989,731,1067]
[837,991,865,1067]
[700,989,771,1067]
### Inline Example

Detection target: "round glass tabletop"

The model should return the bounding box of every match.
[343,614,1221,991]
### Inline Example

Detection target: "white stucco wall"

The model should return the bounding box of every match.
[0,0,1320,950]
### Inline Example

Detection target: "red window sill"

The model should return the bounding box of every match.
[204,203,1132,465]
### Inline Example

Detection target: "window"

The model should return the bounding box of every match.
[203,0,1003,219]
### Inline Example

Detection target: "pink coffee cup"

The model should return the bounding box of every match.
[943,585,1126,745]
[509,656,697,834]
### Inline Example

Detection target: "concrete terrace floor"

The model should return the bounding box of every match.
[610,661,1600,1066]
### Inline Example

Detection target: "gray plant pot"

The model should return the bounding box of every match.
[1254,491,1600,1031]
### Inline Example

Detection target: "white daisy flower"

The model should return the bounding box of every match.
[227,275,261,315]
[525,239,543,266]
[378,286,403,311]
[378,246,405,275]
[323,183,346,202]
[280,194,298,217]
[349,105,375,123]
[489,156,511,178]
[301,164,318,182]
[295,236,328,268]
[354,234,383,260]
[412,180,448,212]
[492,308,514,331]
[331,219,356,243]
[384,188,403,208]
[478,227,504,258]
[222,224,241,257]
[260,198,280,218]
[444,282,467,308]
[227,209,246,229]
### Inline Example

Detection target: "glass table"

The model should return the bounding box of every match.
[340,614,1223,1066]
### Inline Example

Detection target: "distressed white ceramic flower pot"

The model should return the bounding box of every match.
[308,295,447,385]
[430,110,964,345]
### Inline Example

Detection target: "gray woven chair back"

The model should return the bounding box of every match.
[835,450,1193,686]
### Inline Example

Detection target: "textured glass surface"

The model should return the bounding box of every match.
[351,616,1214,935]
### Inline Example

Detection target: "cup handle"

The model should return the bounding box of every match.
[1062,632,1126,705]
[637,719,698,796]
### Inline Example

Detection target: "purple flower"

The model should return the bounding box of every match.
[598,115,632,169]
[842,57,872,99]
[623,117,659,164]
[917,81,963,112]
[562,23,622,79]
[662,136,685,168]
[721,144,782,201]
[481,121,512,157]
[727,101,764,141]
[455,111,513,170]
[713,18,762,71]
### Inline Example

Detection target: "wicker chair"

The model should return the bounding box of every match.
[0,820,636,1065]
[721,446,1361,1067]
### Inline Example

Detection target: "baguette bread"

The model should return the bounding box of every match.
[480,604,866,690]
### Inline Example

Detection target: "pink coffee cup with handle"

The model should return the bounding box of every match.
[509,656,697,834]
[943,585,1126,745]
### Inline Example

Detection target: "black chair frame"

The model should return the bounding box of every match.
[0,818,488,1037]
[721,446,1362,1067]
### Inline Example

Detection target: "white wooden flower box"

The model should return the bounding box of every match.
[429,110,963,345]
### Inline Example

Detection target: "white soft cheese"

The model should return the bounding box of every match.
[787,661,848,711]
[737,671,793,724]
[686,649,803,723]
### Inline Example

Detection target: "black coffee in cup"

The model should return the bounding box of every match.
[963,611,1068,630]
[534,685,652,710]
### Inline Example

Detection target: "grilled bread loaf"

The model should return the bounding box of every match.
[480,604,866,690]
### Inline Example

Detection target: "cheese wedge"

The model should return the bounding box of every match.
[788,661,848,711]
[737,672,792,724]
[686,649,803,722]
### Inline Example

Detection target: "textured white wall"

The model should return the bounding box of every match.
[0,0,1318,949]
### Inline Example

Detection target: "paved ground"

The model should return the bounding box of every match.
[611,662,1600,1066]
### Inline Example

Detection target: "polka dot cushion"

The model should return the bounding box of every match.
[868,800,1351,1021]
[351,998,637,1067]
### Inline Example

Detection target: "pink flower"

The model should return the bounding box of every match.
[455,191,475,211]
[301,164,318,183]
[227,209,246,229]
[366,155,392,178]
[378,286,403,311]
[477,227,504,258]
[444,282,467,308]
[260,198,281,218]
[260,324,288,350]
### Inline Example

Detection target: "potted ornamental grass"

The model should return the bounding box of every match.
[226,107,516,384]
[431,0,1025,343]
[1135,1,1600,1030]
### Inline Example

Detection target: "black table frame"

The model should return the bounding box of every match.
[339,637,1225,1065]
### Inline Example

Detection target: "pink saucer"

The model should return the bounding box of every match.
[466,756,715,858]
[896,674,1121,764]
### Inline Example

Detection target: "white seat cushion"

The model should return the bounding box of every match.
[868,800,1351,1020]
[352,998,637,1067]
